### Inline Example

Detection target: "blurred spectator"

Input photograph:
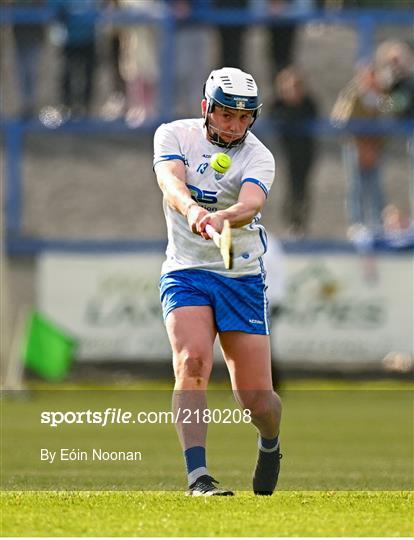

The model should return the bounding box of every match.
[375,41,414,233]
[9,0,46,119]
[270,67,319,236]
[51,0,101,118]
[375,40,414,120]
[101,0,127,120]
[213,0,248,69]
[168,0,210,118]
[382,204,414,248]
[331,62,387,236]
[119,0,163,127]
[267,0,315,78]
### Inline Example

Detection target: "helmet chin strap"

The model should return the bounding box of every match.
[204,113,249,149]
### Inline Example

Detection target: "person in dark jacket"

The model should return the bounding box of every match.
[270,67,318,236]
[10,0,46,119]
[213,0,248,69]
[51,0,101,117]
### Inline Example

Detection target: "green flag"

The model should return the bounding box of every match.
[23,312,77,381]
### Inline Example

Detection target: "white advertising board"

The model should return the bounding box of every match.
[37,251,413,366]
[274,253,413,366]
[37,253,170,360]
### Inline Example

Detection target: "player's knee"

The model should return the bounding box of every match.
[174,350,210,384]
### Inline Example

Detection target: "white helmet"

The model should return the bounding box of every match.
[203,67,262,147]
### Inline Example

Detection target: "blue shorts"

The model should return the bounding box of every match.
[159,269,270,335]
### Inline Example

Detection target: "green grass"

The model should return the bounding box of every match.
[2,490,413,537]
[1,380,413,536]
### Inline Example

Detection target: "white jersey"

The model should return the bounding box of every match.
[153,118,275,277]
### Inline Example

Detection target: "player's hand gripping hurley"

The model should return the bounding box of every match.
[205,220,233,270]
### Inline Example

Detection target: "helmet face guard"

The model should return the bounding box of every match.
[203,68,262,148]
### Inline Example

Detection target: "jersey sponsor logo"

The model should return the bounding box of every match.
[187,183,218,205]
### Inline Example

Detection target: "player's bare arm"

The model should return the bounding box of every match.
[154,159,193,215]
[154,159,208,233]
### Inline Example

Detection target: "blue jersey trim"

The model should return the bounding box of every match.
[258,256,269,334]
[241,178,268,198]
[257,224,268,253]
[258,256,266,281]
[153,154,186,169]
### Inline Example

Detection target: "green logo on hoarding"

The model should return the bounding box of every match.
[281,263,385,329]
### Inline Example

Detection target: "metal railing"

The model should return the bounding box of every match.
[1,5,413,254]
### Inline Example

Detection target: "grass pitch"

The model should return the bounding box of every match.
[1,379,413,536]
[2,490,413,537]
